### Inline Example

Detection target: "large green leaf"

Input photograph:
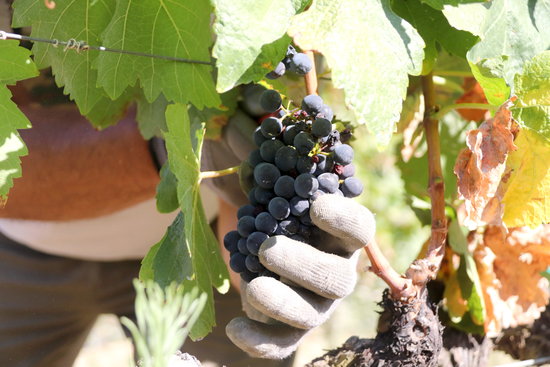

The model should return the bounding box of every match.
[95,0,219,109]
[420,0,486,11]
[467,0,550,89]
[136,92,171,140]
[468,58,511,105]
[289,0,424,146]
[212,0,309,92]
[0,41,38,200]
[143,103,229,340]
[512,51,550,140]
[11,0,132,127]
[440,2,490,36]
[392,0,478,66]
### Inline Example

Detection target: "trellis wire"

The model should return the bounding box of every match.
[0,30,213,66]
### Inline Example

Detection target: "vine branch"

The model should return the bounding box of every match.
[406,72,447,287]
[199,166,239,181]
[304,51,318,95]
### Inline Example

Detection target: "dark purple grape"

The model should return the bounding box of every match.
[240,269,256,282]
[317,173,339,193]
[237,205,255,219]
[339,163,356,179]
[289,53,312,75]
[238,237,250,255]
[301,95,323,116]
[266,61,286,79]
[268,197,290,220]
[296,156,316,174]
[293,132,315,155]
[274,175,296,199]
[276,216,300,235]
[245,255,265,273]
[283,124,300,145]
[341,177,363,198]
[294,173,319,198]
[318,104,334,121]
[248,149,263,167]
[260,90,282,113]
[274,146,298,172]
[253,127,268,147]
[333,144,354,165]
[312,118,332,138]
[237,216,256,237]
[247,232,269,255]
[255,212,278,235]
[289,196,309,216]
[254,163,280,189]
[230,253,247,273]
[261,117,283,138]
[254,187,275,205]
[223,231,240,252]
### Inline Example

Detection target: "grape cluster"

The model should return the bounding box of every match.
[266,45,313,79]
[224,90,363,282]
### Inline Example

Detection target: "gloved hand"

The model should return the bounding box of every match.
[226,194,376,359]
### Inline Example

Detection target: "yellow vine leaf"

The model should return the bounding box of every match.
[501,129,550,228]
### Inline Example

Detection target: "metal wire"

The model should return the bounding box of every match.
[0,30,213,66]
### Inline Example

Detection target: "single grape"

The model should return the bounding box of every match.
[237,237,250,255]
[266,61,286,80]
[246,231,269,255]
[245,255,265,273]
[294,173,319,198]
[276,216,300,235]
[242,84,268,117]
[312,118,332,138]
[310,189,326,201]
[274,175,296,199]
[317,172,339,193]
[255,212,278,235]
[318,104,334,121]
[253,127,268,147]
[283,124,300,145]
[260,90,282,113]
[290,196,309,216]
[261,117,283,138]
[274,146,298,172]
[237,205,255,219]
[301,95,324,116]
[248,149,263,167]
[254,187,275,205]
[293,132,315,155]
[248,187,259,206]
[314,154,334,175]
[237,215,256,237]
[223,231,240,252]
[340,163,356,179]
[341,177,363,198]
[289,53,313,75]
[229,252,247,273]
[299,211,313,226]
[333,144,354,165]
[268,197,291,220]
[260,139,285,163]
[254,162,280,189]
[296,156,316,174]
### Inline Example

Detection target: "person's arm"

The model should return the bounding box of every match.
[0,96,160,220]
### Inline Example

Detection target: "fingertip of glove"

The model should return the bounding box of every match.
[310,195,376,249]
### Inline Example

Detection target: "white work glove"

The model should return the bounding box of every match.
[226,194,376,359]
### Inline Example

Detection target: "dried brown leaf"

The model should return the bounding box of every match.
[454,99,517,229]
[474,225,550,335]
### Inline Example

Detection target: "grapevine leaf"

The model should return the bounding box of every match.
[467,0,550,89]
[420,0,487,10]
[501,129,550,228]
[441,3,490,36]
[289,0,424,146]
[137,93,171,140]
[475,225,550,335]
[0,41,38,200]
[95,0,219,109]
[0,87,31,201]
[0,40,39,84]
[453,100,516,229]
[469,58,511,106]
[212,0,309,92]
[392,0,478,63]
[11,0,131,127]
[511,51,550,140]
[156,164,179,214]
[140,212,192,285]
[163,103,230,339]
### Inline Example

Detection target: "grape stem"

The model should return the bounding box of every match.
[199,166,239,181]
[304,50,318,95]
[433,102,497,119]
[405,72,447,289]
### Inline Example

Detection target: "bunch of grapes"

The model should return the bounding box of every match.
[266,45,313,79]
[224,89,363,282]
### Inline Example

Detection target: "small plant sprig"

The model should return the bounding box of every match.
[121,279,207,367]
